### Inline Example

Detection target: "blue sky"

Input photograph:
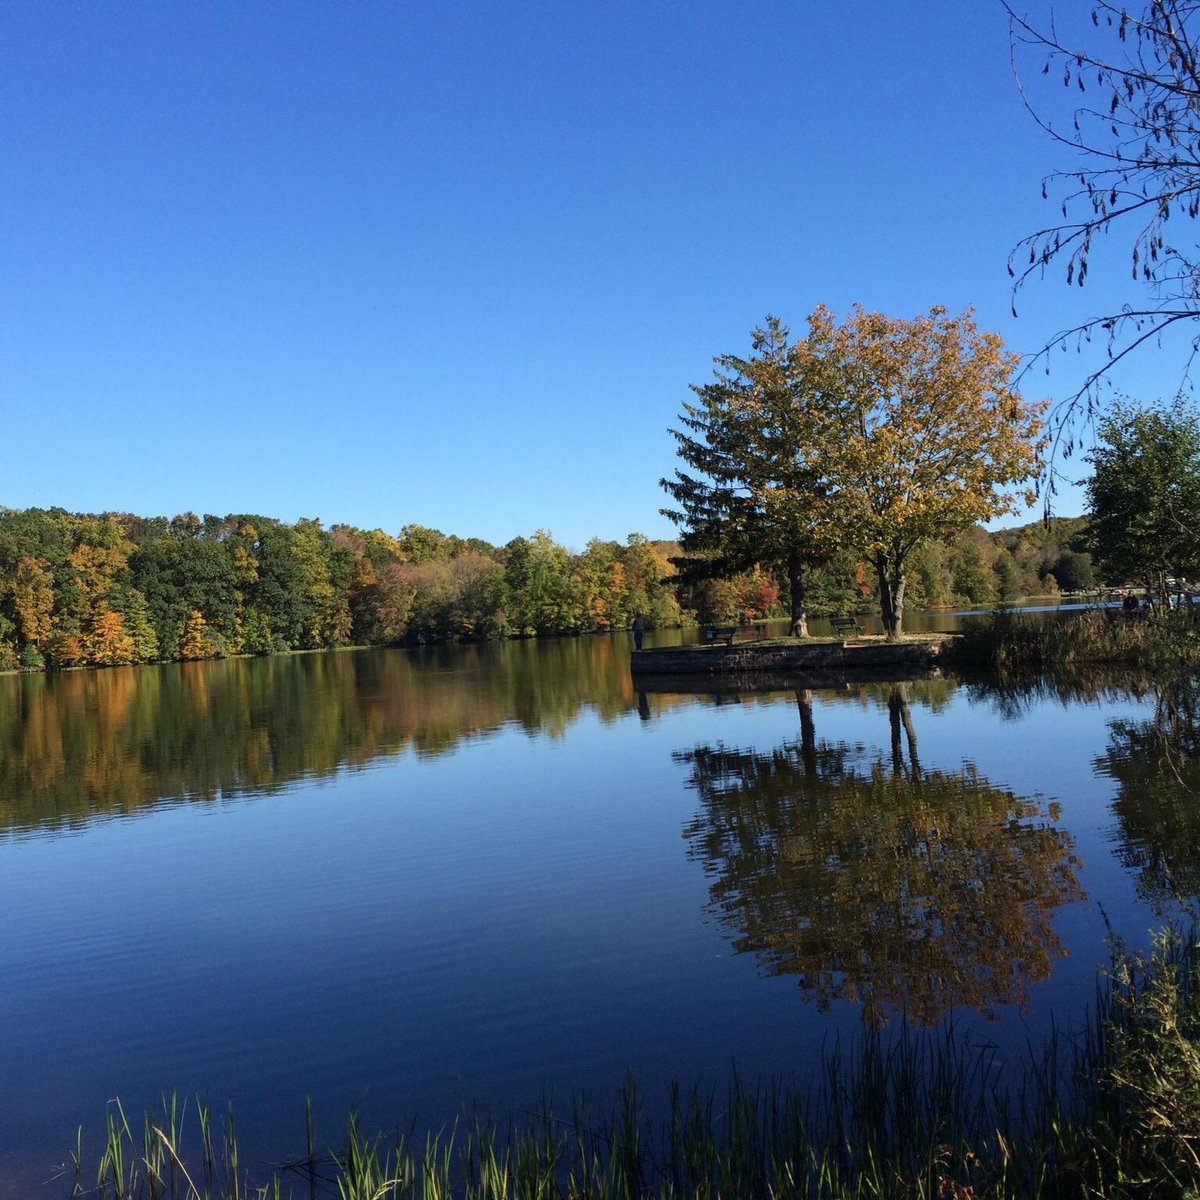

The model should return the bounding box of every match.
[2,2,1189,550]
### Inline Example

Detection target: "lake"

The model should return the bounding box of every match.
[0,617,1194,1193]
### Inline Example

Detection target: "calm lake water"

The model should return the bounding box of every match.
[1,614,1195,1193]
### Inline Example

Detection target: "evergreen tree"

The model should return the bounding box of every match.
[118,587,160,663]
[662,317,839,636]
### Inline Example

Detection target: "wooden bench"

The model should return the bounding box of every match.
[703,624,762,647]
[830,615,861,637]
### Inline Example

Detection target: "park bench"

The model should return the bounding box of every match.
[830,615,861,637]
[703,624,762,647]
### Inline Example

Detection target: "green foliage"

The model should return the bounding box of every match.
[993,551,1023,602]
[1086,399,1200,605]
[17,644,44,670]
[0,498,1115,676]
[116,587,159,663]
[1098,925,1200,1195]
[1102,676,1200,910]
[0,507,690,670]
[950,537,996,606]
[989,515,1093,598]
[662,316,839,637]
[1050,550,1095,594]
[502,531,583,636]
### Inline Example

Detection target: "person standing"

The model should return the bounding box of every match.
[632,612,646,651]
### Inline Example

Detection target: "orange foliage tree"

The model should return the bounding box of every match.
[86,606,135,666]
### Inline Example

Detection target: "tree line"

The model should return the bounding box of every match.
[0,510,684,671]
[0,502,1105,673]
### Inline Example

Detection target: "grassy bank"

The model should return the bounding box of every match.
[62,927,1200,1200]
[948,606,1200,674]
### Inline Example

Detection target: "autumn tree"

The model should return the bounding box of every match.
[65,520,132,607]
[179,609,225,660]
[1007,1,1200,449]
[1085,399,1200,601]
[810,306,1046,639]
[662,317,839,636]
[291,517,352,647]
[11,555,54,650]
[399,524,459,564]
[445,551,507,638]
[85,605,135,665]
[352,563,416,644]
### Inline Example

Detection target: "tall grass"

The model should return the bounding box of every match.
[61,927,1200,1200]
[950,606,1200,674]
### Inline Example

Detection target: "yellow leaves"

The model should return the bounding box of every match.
[230,544,259,584]
[808,303,1046,547]
[179,610,223,660]
[67,542,129,600]
[12,555,54,647]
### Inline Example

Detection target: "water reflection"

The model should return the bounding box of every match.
[960,668,1156,720]
[678,684,1084,1026]
[0,640,665,835]
[1096,675,1200,911]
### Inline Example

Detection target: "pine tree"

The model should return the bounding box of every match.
[661,317,840,637]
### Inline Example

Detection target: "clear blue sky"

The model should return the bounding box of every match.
[2,2,1187,550]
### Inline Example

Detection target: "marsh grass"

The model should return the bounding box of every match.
[63,928,1200,1200]
[950,606,1200,674]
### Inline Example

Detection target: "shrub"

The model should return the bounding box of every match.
[18,645,44,670]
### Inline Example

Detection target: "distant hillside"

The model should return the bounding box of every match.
[902,517,1095,609]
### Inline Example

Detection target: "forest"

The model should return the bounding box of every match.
[0,505,1095,671]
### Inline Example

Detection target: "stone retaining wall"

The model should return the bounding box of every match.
[630,639,945,676]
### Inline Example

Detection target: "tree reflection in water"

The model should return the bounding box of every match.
[678,684,1083,1027]
[0,639,666,834]
[1097,674,1200,911]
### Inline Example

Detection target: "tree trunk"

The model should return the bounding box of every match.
[795,688,816,775]
[887,685,921,778]
[873,550,906,642]
[788,551,809,638]
[888,687,904,775]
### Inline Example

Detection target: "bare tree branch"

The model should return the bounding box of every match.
[1006,1,1200,508]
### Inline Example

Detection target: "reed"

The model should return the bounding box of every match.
[950,606,1200,673]
[63,926,1200,1200]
